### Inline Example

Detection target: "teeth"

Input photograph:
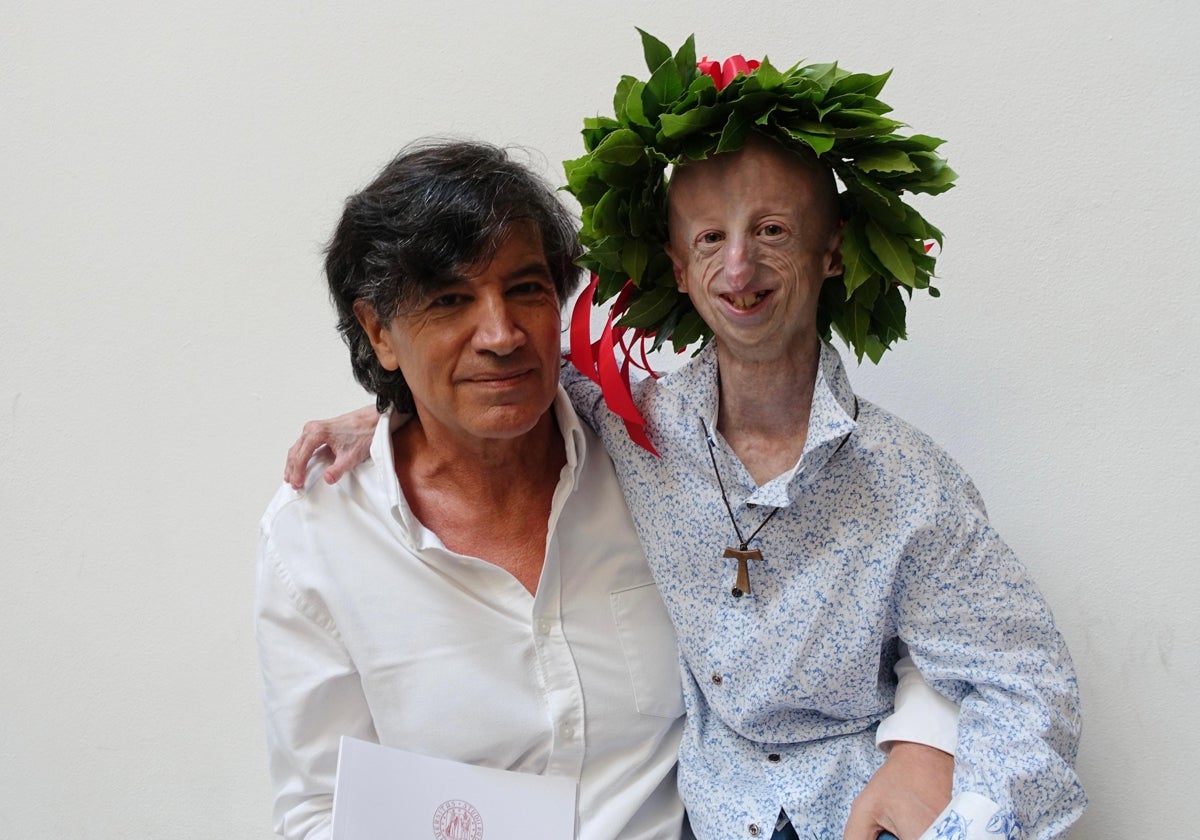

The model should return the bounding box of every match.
[724,291,767,310]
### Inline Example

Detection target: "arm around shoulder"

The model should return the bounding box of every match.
[283,404,380,490]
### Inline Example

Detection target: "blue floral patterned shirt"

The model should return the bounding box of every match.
[565,341,1084,840]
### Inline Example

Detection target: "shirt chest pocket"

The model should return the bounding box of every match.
[610,582,685,719]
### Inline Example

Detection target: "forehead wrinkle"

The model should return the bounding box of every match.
[667,139,839,240]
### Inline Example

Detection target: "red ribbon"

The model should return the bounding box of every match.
[567,275,661,456]
[569,274,602,385]
[697,54,761,91]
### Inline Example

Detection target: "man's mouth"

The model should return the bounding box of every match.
[468,369,533,384]
[721,291,770,311]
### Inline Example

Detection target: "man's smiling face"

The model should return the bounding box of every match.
[665,135,843,365]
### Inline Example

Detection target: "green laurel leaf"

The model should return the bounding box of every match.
[618,283,680,328]
[673,34,697,83]
[854,149,918,174]
[865,217,916,286]
[840,218,875,297]
[659,105,726,140]
[621,236,652,284]
[591,129,645,165]
[637,28,672,75]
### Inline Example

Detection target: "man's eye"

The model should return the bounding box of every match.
[430,293,464,307]
[699,231,723,245]
[760,224,785,237]
[509,281,550,296]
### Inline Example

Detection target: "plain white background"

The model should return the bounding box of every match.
[2,1,1196,836]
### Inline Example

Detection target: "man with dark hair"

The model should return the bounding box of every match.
[323,140,583,414]
[257,140,687,840]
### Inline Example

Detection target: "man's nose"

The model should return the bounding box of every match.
[472,297,525,355]
[724,237,754,289]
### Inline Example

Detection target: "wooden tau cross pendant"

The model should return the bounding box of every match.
[724,545,763,598]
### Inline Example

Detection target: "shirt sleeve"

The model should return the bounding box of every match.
[896,476,1085,839]
[874,647,960,756]
[560,365,606,431]
[255,521,378,840]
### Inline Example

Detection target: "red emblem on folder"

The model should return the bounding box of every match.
[433,799,484,840]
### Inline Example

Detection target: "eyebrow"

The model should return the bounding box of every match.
[500,260,553,282]
[441,258,552,288]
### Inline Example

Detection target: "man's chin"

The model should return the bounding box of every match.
[464,401,556,441]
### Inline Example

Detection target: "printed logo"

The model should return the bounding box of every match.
[433,799,483,840]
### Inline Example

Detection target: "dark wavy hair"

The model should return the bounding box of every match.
[325,139,583,413]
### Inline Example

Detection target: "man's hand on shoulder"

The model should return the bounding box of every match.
[284,405,380,489]
[843,741,952,840]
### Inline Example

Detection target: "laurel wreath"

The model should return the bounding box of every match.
[563,29,957,362]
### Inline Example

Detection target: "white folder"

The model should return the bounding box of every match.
[331,736,578,839]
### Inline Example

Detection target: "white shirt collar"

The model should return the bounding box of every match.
[367,386,590,549]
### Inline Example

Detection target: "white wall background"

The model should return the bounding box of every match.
[2,1,1196,836]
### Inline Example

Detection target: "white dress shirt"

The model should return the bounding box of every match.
[256,388,686,840]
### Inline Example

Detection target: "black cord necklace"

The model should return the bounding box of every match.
[704,396,858,598]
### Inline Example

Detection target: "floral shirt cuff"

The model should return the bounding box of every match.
[918,791,1018,840]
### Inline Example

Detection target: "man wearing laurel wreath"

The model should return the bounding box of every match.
[279,33,1083,840]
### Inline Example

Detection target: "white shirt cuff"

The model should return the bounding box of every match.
[875,652,959,755]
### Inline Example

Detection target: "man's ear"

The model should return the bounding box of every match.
[664,241,689,293]
[353,300,401,371]
[823,225,845,279]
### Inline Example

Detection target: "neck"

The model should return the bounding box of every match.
[714,337,821,485]
[395,409,565,499]
[392,409,567,596]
